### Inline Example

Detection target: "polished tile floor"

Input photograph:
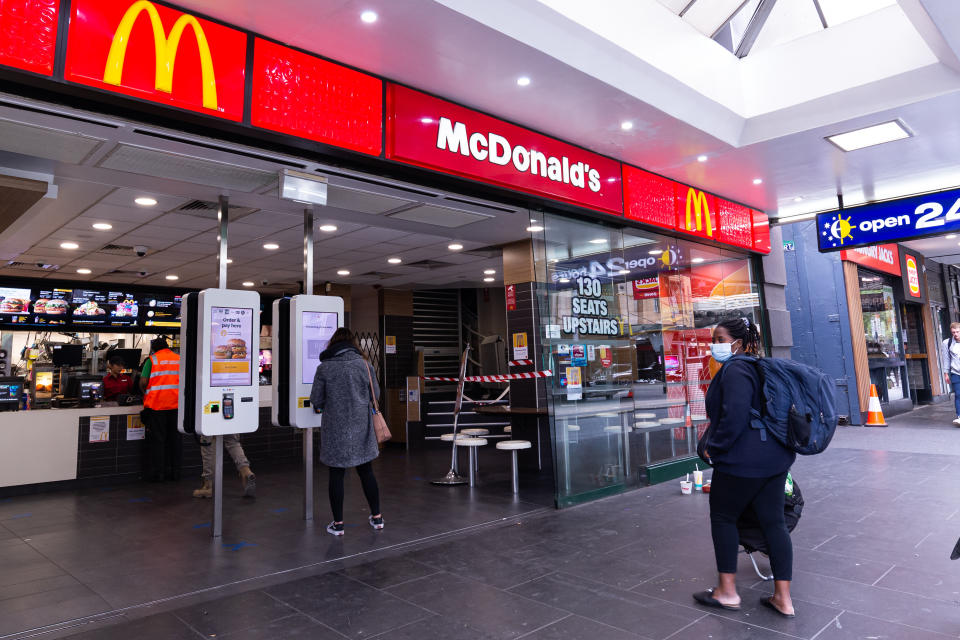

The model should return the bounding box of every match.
[6,402,960,639]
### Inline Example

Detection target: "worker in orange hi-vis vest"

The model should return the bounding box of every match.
[139,337,183,482]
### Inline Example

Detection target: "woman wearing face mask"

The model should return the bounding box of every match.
[693,317,797,618]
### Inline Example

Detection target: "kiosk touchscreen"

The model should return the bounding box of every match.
[271,295,343,428]
[178,289,261,436]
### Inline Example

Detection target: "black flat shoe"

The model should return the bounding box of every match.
[693,589,741,611]
[761,597,795,618]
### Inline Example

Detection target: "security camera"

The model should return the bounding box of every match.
[260,279,269,286]
[35,262,44,268]
[134,245,148,257]
[138,271,148,277]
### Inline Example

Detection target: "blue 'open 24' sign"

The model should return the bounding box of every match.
[816,187,960,252]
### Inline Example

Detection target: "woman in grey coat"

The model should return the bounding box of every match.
[309,328,383,536]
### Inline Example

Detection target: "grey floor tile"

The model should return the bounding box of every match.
[789,547,894,585]
[371,613,496,639]
[663,614,796,639]
[389,572,567,639]
[337,556,440,589]
[174,590,295,637]
[518,614,647,639]
[218,613,345,639]
[872,564,960,602]
[266,572,429,638]
[814,610,956,640]
[409,540,557,589]
[61,613,201,640]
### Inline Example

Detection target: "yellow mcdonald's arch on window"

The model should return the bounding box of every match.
[684,188,713,237]
[102,0,218,110]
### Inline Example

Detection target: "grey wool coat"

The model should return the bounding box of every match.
[309,347,380,468]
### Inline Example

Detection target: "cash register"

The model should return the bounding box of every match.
[66,375,104,407]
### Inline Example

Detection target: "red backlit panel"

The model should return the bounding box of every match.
[752,209,771,254]
[715,199,753,249]
[251,39,382,156]
[622,165,676,231]
[386,84,623,216]
[0,0,58,76]
[64,0,246,121]
[676,186,719,242]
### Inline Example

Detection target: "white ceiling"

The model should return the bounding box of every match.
[163,0,960,249]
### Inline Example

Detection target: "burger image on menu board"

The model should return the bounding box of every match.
[43,299,69,315]
[74,300,106,316]
[33,299,49,313]
[0,297,29,313]
[229,338,247,360]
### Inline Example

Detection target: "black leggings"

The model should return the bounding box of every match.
[328,462,380,522]
[709,470,792,581]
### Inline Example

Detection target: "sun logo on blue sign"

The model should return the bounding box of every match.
[821,213,854,248]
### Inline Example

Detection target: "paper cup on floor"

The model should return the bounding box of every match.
[680,480,693,495]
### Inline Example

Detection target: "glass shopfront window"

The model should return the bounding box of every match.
[858,271,906,403]
[532,212,764,506]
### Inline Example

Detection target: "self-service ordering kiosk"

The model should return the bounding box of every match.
[178,289,261,436]
[271,295,343,428]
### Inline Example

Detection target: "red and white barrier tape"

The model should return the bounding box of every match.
[508,359,533,366]
[422,370,553,382]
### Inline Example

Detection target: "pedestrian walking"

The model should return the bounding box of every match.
[940,322,960,425]
[140,337,182,482]
[694,317,797,617]
[309,328,384,536]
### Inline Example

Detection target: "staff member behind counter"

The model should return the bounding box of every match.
[102,354,135,401]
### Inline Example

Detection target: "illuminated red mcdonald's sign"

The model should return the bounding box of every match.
[64,0,246,121]
[0,0,59,76]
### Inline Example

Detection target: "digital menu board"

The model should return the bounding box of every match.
[33,288,72,324]
[210,306,253,387]
[0,286,33,324]
[144,294,182,328]
[301,311,338,384]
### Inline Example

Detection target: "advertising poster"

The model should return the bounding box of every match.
[126,414,144,441]
[571,344,587,367]
[210,306,253,387]
[587,345,596,361]
[566,366,582,400]
[512,332,528,360]
[144,294,182,328]
[506,284,517,311]
[632,277,660,300]
[385,335,397,354]
[89,416,110,443]
[599,346,612,368]
[302,311,338,383]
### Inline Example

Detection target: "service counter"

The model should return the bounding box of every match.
[0,386,286,494]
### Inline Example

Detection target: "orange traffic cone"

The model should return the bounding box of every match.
[865,384,887,427]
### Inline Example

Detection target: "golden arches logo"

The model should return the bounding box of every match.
[103,0,218,110]
[684,188,713,237]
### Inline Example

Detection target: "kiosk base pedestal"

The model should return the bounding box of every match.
[431,470,468,486]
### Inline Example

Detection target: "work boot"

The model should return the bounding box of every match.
[192,478,212,499]
[239,466,256,498]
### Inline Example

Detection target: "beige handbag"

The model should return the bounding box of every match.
[365,362,391,444]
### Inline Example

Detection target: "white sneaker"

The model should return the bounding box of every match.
[953,417,960,426]
[369,515,384,530]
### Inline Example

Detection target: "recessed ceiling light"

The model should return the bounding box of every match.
[589,238,607,244]
[337,269,350,276]
[242,281,255,287]
[60,241,79,250]
[947,234,957,239]
[621,121,633,131]
[648,249,663,255]
[697,155,708,162]
[263,242,279,250]
[618,269,629,275]
[549,258,559,263]
[387,257,402,264]
[484,269,496,275]
[516,76,531,87]
[559,278,570,283]
[134,197,157,206]
[526,225,544,232]
[360,10,378,23]
[319,224,337,232]
[826,120,911,152]
[226,258,233,264]
[92,222,113,230]
[692,257,705,264]
[793,196,804,203]
[76,268,92,274]
[448,243,463,251]
[165,274,179,281]
[483,277,495,282]
[753,178,763,185]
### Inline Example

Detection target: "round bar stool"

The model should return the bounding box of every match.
[497,440,532,493]
[567,423,581,445]
[599,412,623,481]
[461,428,490,470]
[504,426,512,434]
[455,437,487,487]
[660,417,685,457]
[440,433,474,474]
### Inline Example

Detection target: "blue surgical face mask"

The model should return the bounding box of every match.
[710,339,741,363]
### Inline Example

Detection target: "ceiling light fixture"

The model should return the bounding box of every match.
[134,196,157,206]
[76,268,92,274]
[242,281,255,287]
[621,121,634,131]
[92,222,113,230]
[319,224,337,232]
[618,269,629,275]
[387,257,402,264]
[753,178,763,185]
[793,196,804,203]
[360,10,378,23]
[692,257,705,264]
[263,243,279,250]
[826,120,911,152]
[648,249,663,255]
[559,278,570,283]
[226,258,233,264]
[589,238,607,244]
[60,241,79,250]
[484,269,496,275]
[516,76,531,87]
[526,225,544,232]
[165,274,179,281]
[279,169,328,206]
[483,277,495,282]
[697,155,708,162]
[337,269,350,276]
[448,243,463,251]
[947,234,958,239]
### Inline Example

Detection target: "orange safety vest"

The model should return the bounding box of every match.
[144,348,180,410]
